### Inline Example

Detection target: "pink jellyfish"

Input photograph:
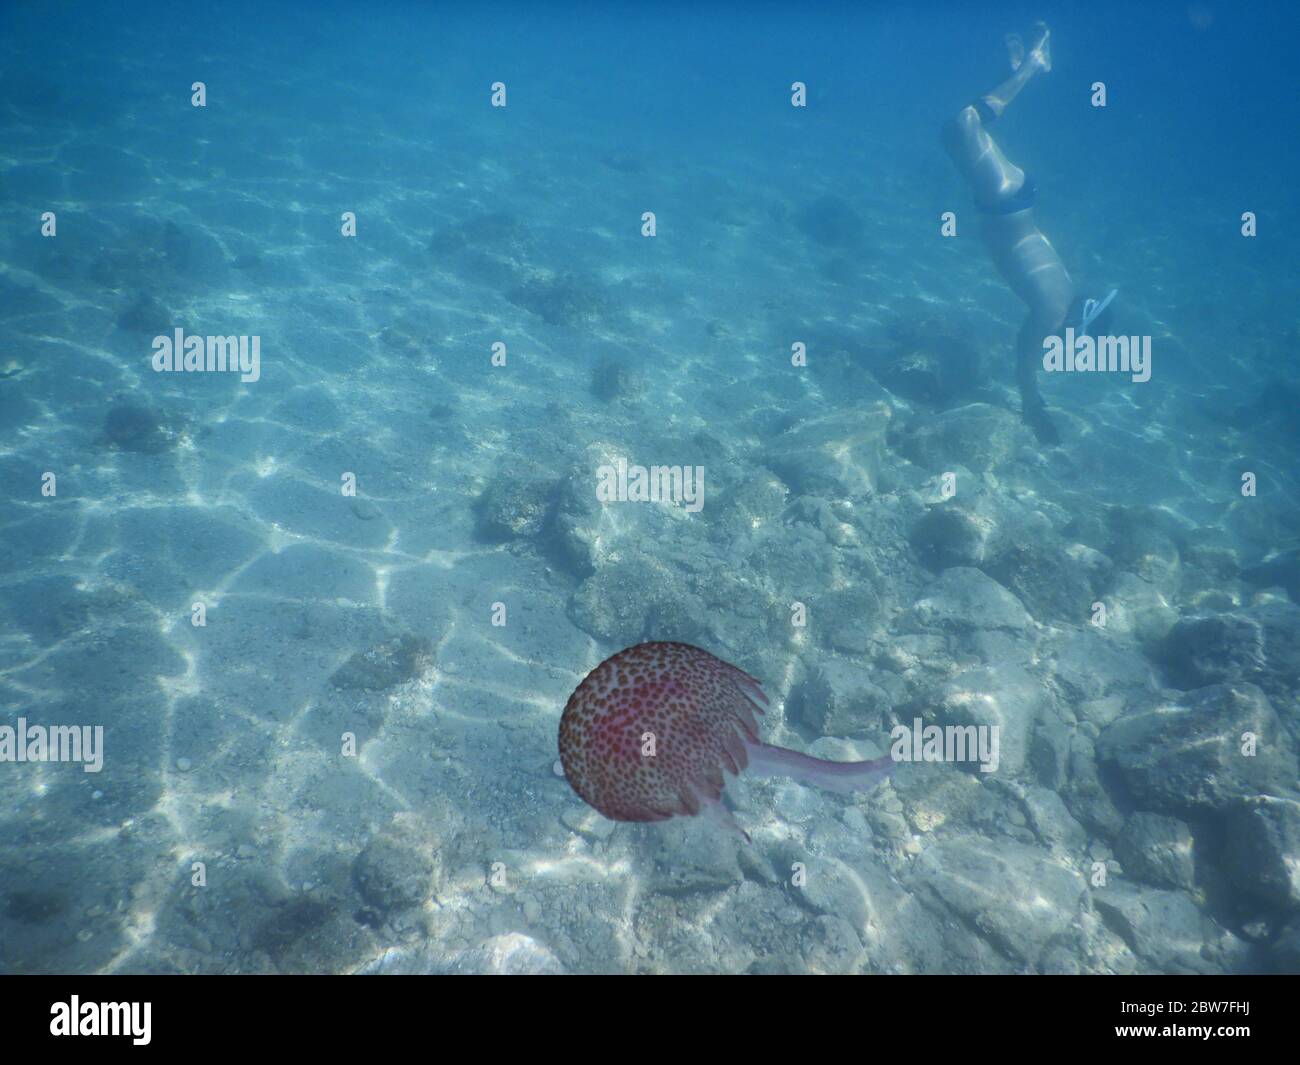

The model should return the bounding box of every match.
[559,641,893,840]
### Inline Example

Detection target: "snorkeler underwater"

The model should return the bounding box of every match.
[1,0,1298,1019]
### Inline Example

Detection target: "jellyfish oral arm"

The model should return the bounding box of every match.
[743,743,894,795]
[701,797,753,844]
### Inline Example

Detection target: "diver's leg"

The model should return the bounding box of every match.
[1016,310,1064,445]
[941,106,1024,206]
[941,23,1050,202]
[980,22,1051,119]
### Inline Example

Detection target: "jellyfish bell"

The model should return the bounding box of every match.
[558,641,894,841]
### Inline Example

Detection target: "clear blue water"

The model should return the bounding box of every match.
[1,0,1297,974]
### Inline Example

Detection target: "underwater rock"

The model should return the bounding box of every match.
[1102,571,1179,649]
[349,499,382,522]
[910,500,996,568]
[1047,626,1157,704]
[800,914,863,975]
[252,895,326,943]
[695,570,783,661]
[330,634,432,692]
[744,523,839,610]
[448,933,565,975]
[507,271,610,328]
[376,324,425,360]
[549,444,721,583]
[1242,547,1300,604]
[429,210,533,259]
[708,472,789,544]
[590,353,642,402]
[985,534,1100,625]
[646,819,743,895]
[906,471,1008,555]
[914,488,1112,624]
[789,850,878,931]
[1093,884,1223,973]
[1100,884,1250,974]
[1155,603,1300,706]
[1018,785,1089,857]
[790,658,892,738]
[251,896,356,968]
[935,663,1044,776]
[822,583,884,654]
[981,508,1108,623]
[879,348,945,402]
[6,889,67,923]
[1114,813,1196,891]
[362,933,564,974]
[88,219,204,291]
[763,404,891,499]
[549,465,603,577]
[1223,796,1300,910]
[352,834,436,916]
[1028,711,1072,790]
[1272,918,1300,972]
[430,211,536,289]
[913,838,1085,967]
[356,945,438,974]
[898,766,986,838]
[568,556,706,645]
[782,495,857,548]
[1096,683,1297,817]
[1061,732,1126,837]
[903,566,1031,634]
[878,336,981,407]
[474,475,556,542]
[1107,523,1181,590]
[101,402,176,454]
[897,403,1027,474]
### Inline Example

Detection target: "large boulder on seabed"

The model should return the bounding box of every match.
[911,838,1086,968]
[762,404,892,500]
[1223,795,1300,911]
[901,567,1032,635]
[1113,813,1196,891]
[1096,683,1297,818]
[1093,884,1247,974]
[1154,603,1300,710]
[896,403,1030,474]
